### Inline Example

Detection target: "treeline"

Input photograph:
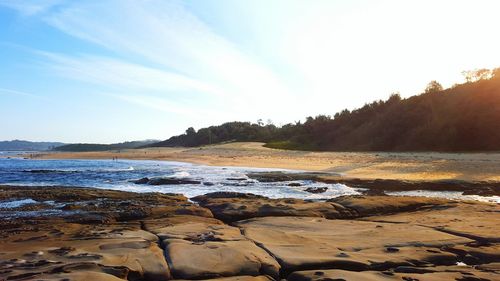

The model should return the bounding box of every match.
[54,140,159,152]
[150,68,500,151]
[151,122,279,147]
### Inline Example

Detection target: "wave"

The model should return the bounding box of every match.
[22,169,79,174]
[0,198,38,209]
[172,171,190,178]
[95,166,135,172]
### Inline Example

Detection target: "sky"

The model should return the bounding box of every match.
[1,0,500,143]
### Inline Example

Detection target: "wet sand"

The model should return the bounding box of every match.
[34,142,500,182]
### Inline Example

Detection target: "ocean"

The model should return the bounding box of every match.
[0,157,361,200]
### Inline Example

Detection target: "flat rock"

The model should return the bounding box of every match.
[173,276,274,281]
[192,192,356,222]
[236,216,472,274]
[362,201,500,242]
[287,268,500,281]
[0,221,171,281]
[143,215,241,242]
[330,195,455,216]
[144,215,280,280]
[0,185,213,222]
[12,271,127,281]
[165,239,280,280]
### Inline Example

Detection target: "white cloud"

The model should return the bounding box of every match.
[0,0,63,16]
[35,0,300,122]
[0,87,45,99]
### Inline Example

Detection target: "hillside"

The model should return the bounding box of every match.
[0,140,66,151]
[54,140,159,152]
[149,69,500,152]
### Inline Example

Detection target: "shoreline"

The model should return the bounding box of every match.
[29,142,500,182]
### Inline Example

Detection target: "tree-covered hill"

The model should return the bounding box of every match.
[54,140,159,152]
[0,140,66,151]
[149,68,500,152]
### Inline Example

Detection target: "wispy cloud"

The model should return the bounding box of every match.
[0,0,63,16]
[0,87,44,99]
[38,52,225,98]
[29,0,297,121]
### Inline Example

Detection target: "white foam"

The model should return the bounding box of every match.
[386,190,500,204]
[0,198,37,209]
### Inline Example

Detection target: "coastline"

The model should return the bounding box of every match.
[32,142,500,182]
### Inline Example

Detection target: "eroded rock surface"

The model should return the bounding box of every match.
[362,200,500,242]
[192,192,356,222]
[287,267,500,281]
[1,186,498,281]
[330,195,456,216]
[144,216,280,280]
[0,221,170,281]
[236,216,473,274]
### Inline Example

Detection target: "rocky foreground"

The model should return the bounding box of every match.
[0,186,499,281]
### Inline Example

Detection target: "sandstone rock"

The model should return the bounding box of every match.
[362,201,500,242]
[192,192,355,222]
[12,271,127,281]
[144,215,280,280]
[236,216,472,274]
[330,195,454,216]
[287,268,500,281]
[172,275,274,281]
[0,222,171,281]
[165,239,280,280]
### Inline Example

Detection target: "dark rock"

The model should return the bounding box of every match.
[130,177,150,184]
[362,189,387,196]
[147,177,201,185]
[192,192,267,203]
[304,187,328,194]
[226,177,247,181]
[386,247,400,253]
[462,187,497,196]
[203,182,215,186]
[288,182,302,187]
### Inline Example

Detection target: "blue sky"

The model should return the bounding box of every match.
[1,0,500,143]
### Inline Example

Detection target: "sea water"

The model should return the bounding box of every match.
[0,157,361,200]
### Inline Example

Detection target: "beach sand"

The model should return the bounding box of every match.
[34,142,500,182]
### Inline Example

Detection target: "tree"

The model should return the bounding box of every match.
[388,92,402,103]
[185,127,196,135]
[424,80,443,93]
[462,68,494,82]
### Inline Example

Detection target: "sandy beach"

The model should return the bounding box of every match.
[34,142,500,182]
